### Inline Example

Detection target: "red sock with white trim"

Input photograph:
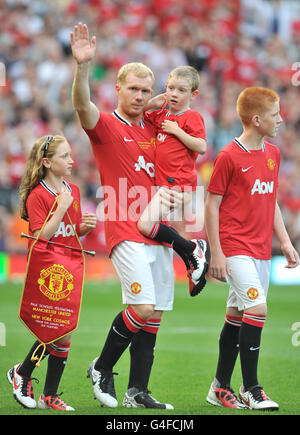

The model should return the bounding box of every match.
[95,307,147,372]
[128,318,161,391]
[239,312,266,390]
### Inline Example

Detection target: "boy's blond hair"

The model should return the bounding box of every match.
[237,87,280,126]
[167,66,200,92]
[117,62,155,86]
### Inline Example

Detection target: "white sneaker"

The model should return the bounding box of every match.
[187,239,208,283]
[123,387,174,409]
[239,385,279,410]
[87,358,118,408]
[7,364,37,409]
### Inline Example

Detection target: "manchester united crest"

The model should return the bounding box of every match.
[38,264,74,301]
[130,282,142,295]
[247,287,259,300]
[267,158,275,171]
[73,199,79,212]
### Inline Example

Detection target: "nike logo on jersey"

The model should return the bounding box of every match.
[242,166,253,172]
[124,137,134,142]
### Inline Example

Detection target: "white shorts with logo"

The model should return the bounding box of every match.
[111,241,174,311]
[226,255,271,311]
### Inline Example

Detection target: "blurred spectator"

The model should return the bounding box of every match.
[0,0,300,255]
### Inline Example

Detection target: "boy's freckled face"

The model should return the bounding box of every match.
[166,77,197,114]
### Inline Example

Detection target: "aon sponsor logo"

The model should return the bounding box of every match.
[157,133,167,142]
[251,179,274,195]
[54,222,76,238]
[134,155,155,178]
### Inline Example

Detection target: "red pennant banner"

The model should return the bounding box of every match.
[19,198,85,352]
[19,238,84,344]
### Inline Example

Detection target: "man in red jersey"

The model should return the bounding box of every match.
[70,22,175,409]
[205,87,299,410]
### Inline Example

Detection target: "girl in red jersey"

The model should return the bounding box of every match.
[7,135,96,411]
[205,87,299,410]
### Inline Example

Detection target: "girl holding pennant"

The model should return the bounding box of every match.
[7,135,96,411]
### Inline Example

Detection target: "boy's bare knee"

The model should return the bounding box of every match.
[128,304,155,320]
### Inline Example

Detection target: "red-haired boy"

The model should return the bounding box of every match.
[205,87,299,410]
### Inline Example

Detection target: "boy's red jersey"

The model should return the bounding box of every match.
[145,108,206,190]
[207,139,281,260]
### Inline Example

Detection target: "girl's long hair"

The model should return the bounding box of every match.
[19,135,66,221]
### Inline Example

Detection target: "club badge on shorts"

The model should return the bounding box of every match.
[131,282,142,295]
[247,287,259,300]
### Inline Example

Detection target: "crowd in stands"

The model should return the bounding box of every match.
[1,0,300,255]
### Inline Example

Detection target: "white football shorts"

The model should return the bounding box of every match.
[111,241,174,311]
[226,255,271,311]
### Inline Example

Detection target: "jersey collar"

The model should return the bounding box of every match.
[40,179,72,196]
[113,110,145,128]
[166,109,189,117]
[234,138,265,153]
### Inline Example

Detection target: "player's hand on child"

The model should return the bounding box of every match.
[281,242,299,268]
[149,93,168,110]
[70,22,96,64]
[159,187,183,211]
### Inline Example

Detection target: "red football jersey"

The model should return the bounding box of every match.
[145,108,206,190]
[26,180,82,248]
[84,111,160,255]
[207,139,281,260]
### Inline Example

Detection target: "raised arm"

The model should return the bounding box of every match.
[70,22,99,129]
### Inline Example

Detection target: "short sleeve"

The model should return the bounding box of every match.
[183,111,206,140]
[26,191,49,233]
[207,151,234,196]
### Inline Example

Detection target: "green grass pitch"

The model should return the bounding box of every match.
[0,280,299,416]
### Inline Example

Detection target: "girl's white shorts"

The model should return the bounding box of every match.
[226,255,271,311]
[111,241,174,311]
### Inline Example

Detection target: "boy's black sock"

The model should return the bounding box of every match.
[151,223,195,268]
[215,317,241,387]
[239,313,265,390]
[128,329,157,391]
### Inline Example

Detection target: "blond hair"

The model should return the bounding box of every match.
[117,62,155,86]
[167,66,200,92]
[19,135,66,221]
[237,87,280,126]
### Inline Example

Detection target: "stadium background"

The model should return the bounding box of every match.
[0,0,300,284]
[0,0,300,417]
